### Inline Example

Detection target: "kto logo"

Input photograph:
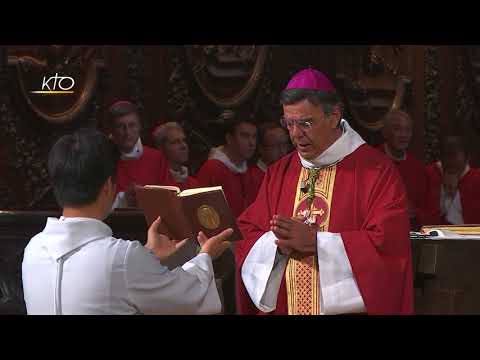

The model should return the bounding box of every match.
[30,73,75,94]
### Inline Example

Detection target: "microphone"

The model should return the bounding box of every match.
[300,180,308,193]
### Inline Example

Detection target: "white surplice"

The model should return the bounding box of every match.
[22,216,221,315]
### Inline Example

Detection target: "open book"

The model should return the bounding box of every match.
[135,185,243,242]
[419,224,480,240]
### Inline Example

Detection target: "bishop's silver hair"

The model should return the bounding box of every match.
[152,122,184,147]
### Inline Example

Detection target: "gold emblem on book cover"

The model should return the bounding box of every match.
[197,205,220,230]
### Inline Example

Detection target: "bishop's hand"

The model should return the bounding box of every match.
[270,214,317,255]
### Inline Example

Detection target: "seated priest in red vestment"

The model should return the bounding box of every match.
[195,116,258,314]
[107,101,175,208]
[376,110,436,228]
[236,69,414,315]
[196,117,258,218]
[152,121,200,191]
[424,135,480,225]
[250,122,292,197]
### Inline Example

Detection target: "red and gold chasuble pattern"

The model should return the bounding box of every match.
[285,165,337,315]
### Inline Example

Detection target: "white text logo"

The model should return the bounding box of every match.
[30,73,75,94]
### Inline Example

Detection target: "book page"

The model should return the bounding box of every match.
[144,185,181,194]
[421,224,480,236]
[179,186,223,197]
[423,229,480,240]
[135,185,193,240]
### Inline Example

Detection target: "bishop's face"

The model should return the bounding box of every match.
[259,127,291,165]
[383,115,413,152]
[163,128,189,166]
[111,112,141,154]
[282,99,342,160]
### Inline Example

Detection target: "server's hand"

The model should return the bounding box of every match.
[145,216,188,262]
[198,228,233,260]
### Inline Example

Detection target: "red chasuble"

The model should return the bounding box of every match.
[375,144,437,226]
[115,146,175,193]
[236,145,414,315]
[196,159,260,218]
[425,163,480,224]
[249,163,266,199]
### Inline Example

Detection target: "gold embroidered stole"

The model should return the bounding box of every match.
[285,165,337,315]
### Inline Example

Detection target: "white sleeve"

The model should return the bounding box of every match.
[242,231,367,314]
[125,242,221,315]
[241,231,288,312]
[317,232,366,315]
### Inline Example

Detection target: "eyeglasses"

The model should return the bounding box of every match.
[280,116,314,131]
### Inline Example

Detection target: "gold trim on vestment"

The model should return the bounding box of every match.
[286,165,337,315]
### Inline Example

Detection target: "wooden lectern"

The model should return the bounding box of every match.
[413,238,480,314]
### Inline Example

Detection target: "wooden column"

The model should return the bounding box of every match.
[409,45,426,162]
[320,45,337,83]
[438,46,458,137]
[98,46,129,132]
[142,45,171,143]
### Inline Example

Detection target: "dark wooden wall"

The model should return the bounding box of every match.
[1,45,479,210]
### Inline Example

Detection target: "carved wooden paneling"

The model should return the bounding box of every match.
[438,46,459,137]
[462,47,480,166]
[1,45,479,209]
[335,46,413,146]
[409,45,426,162]
[0,46,106,208]
[143,46,171,143]
[98,46,129,133]
[7,46,102,125]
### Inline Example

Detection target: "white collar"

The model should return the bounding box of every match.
[41,217,112,260]
[120,138,143,160]
[208,145,247,174]
[257,159,268,172]
[170,166,189,183]
[440,188,464,224]
[299,119,366,169]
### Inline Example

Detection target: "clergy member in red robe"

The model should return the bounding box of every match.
[152,121,200,191]
[376,110,436,228]
[424,136,480,224]
[250,122,292,196]
[196,118,258,218]
[236,69,413,315]
[195,116,258,314]
[107,101,174,208]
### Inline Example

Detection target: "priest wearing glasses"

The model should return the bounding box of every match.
[236,68,414,315]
